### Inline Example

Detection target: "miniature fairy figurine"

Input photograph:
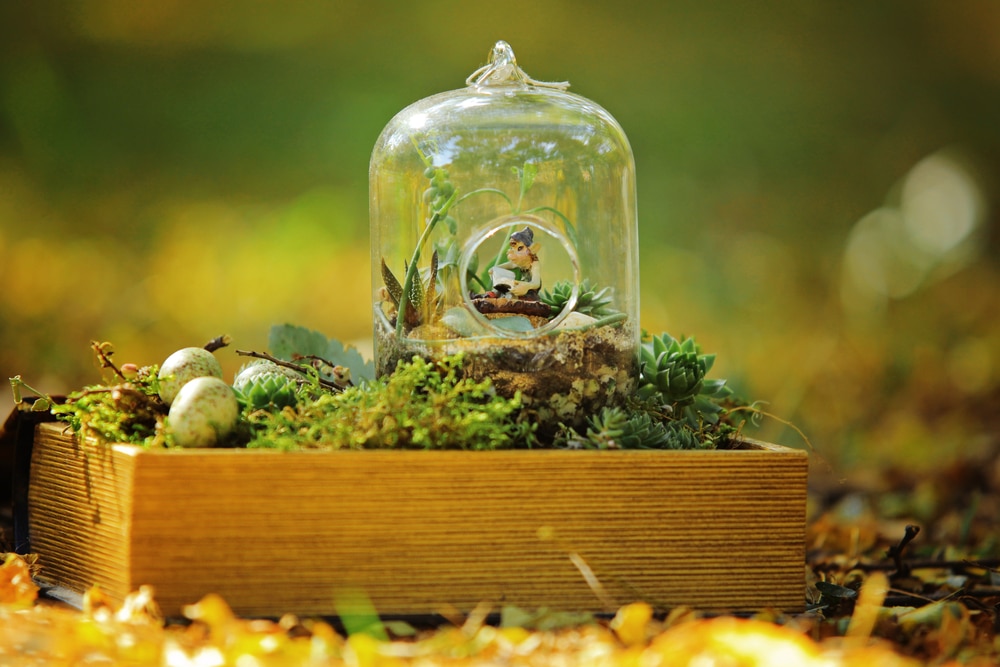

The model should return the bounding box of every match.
[489,227,541,300]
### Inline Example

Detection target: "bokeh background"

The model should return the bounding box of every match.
[2,1,998,476]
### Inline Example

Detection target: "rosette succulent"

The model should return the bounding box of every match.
[540,279,615,318]
[233,360,304,411]
[581,407,671,449]
[560,406,715,450]
[638,333,723,404]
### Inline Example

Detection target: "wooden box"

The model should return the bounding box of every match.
[25,421,808,618]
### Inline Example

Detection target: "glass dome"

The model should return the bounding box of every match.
[370,40,640,433]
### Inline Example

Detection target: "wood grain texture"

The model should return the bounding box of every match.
[28,422,808,617]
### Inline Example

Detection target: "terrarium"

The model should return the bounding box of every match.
[370,41,640,433]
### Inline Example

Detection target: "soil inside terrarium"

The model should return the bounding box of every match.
[375,317,639,439]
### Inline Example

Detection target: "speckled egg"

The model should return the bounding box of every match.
[167,376,239,448]
[158,347,223,405]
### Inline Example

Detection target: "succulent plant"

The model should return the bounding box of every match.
[381,250,440,328]
[638,333,727,405]
[580,407,671,449]
[661,419,711,450]
[562,405,718,450]
[233,361,303,411]
[540,279,616,317]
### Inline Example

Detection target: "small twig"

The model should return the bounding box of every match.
[203,335,232,353]
[883,588,1000,607]
[886,525,921,576]
[235,349,344,392]
[537,527,616,611]
[91,340,128,382]
[9,375,55,412]
[569,552,616,611]
[822,557,1000,574]
[292,355,353,388]
[725,404,815,453]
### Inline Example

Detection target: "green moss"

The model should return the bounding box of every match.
[22,329,755,452]
[244,354,537,451]
[50,365,169,448]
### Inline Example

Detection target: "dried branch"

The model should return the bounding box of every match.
[90,340,128,382]
[819,557,1000,575]
[886,525,921,576]
[204,335,233,353]
[291,354,353,388]
[234,349,345,393]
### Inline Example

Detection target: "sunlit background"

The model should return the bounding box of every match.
[2,1,997,475]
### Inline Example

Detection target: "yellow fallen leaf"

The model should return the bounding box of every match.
[0,553,38,607]
[846,570,889,640]
[610,601,654,647]
[646,616,824,667]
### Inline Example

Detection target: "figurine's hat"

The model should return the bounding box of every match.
[510,227,534,246]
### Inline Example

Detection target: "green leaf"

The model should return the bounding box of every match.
[440,307,479,337]
[652,334,670,359]
[491,316,536,332]
[701,378,728,396]
[380,259,403,306]
[457,187,512,208]
[382,620,418,637]
[525,205,578,249]
[269,324,330,360]
[333,588,388,641]
[408,262,425,313]
[815,581,857,600]
[499,605,595,631]
[518,162,538,200]
[701,353,716,374]
[31,397,52,412]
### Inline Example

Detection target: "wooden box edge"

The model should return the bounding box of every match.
[27,421,808,617]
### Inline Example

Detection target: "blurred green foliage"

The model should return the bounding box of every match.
[1,0,998,473]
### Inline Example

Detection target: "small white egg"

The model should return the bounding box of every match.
[168,376,239,448]
[158,347,223,405]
